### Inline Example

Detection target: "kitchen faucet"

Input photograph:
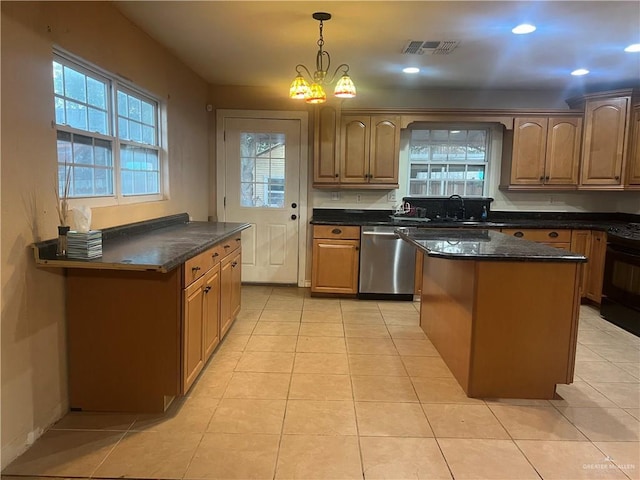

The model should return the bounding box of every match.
[447,194,466,220]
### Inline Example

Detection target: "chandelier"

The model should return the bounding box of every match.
[289,12,356,104]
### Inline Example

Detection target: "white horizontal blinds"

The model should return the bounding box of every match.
[116,87,160,196]
[240,132,286,208]
[53,50,162,200]
[408,128,489,197]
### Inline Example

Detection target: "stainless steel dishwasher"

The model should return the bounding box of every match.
[359,226,416,300]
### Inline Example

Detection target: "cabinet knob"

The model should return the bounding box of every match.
[335,173,339,178]
[212,252,219,258]
[615,176,620,180]
[224,244,230,249]
[235,238,241,242]
[548,231,559,238]
[332,228,342,235]
[192,266,201,272]
[514,231,524,238]
[545,176,550,181]
[540,176,545,181]
[204,286,212,293]
[231,261,238,267]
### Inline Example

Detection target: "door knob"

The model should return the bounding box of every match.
[291,214,297,220]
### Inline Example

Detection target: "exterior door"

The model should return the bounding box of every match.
[220,116,302,284]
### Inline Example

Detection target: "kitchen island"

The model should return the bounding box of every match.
[397,228,587,399]
[33,214,250,413]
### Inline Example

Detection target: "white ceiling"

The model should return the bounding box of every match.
[115,1,640,95]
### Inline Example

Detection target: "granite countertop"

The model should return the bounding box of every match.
[310,208,639,242]
[396,228,588,263]
[33,215,250,272]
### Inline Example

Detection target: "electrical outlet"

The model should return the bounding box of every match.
[356,194,362,203]
[331,191,340,201]
[387,191,397,202]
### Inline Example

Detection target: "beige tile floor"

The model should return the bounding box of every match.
[3,285,640,480]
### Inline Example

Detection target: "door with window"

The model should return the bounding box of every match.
[219,115,303,284]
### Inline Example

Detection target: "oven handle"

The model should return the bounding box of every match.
[607,244,640,260]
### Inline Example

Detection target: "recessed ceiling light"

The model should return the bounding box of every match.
[512,24,536,34]
[403,67,420,74]
[624,43,640,52]
[571,69,590,76]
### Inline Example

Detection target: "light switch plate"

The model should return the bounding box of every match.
[387,191,397,202]
[331,191,340,201]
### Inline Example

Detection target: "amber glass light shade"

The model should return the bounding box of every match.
[289,74,310,99]
[305,83,327,104]
[334,74,357,98]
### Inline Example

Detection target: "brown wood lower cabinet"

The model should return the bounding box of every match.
[67,236,241,413]
[220,247,242,338]
[311,225,360,295]
[420,255,581,399]
[586,231,607,303]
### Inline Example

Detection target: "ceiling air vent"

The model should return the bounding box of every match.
[402,40,459,55]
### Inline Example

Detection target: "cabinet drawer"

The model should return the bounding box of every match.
[502,229,571,243]
[220,235,242,257]
[184,248,214,286]
[313,225,360,240]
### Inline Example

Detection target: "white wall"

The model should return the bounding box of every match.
[1,1,209,467]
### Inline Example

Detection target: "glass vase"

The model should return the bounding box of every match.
[57,225,70,257]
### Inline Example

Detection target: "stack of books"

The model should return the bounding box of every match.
[67,230,103,259]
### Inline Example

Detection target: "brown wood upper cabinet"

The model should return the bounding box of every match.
[339,115,400,188]
[579,95,630,187]
[502,116,582,189]
[626,104,640,186]
[313,105,341,185]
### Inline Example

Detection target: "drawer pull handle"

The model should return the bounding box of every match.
[204,286,212,293]
[332,228,342,235]
[212,252,219,258]
[192,266,201,272]
[235,238,241,242]
[224,245,230,249]
[548,231,559,238]
[514,231,524,238]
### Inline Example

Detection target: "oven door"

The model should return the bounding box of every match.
[601,243,640,336]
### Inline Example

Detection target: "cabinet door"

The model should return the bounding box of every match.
[183,276,205,393]
[570,230,592,298]
[220,255,233,340]
[585,230,607,303]
[545,117,581,185]
[626,105,640,185]
[340,115,370,184]
[581,97,629,186]
[313,105,340,185]
[311,238,360,294]
[510,118,548,185]
[230,248,242,320]
[369,116,400,184]
[203,264,221,360]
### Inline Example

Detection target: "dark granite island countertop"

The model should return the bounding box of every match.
[33,214,251,272]
[396,228,587,263]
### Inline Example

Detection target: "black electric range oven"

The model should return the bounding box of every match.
[601,223,640,336]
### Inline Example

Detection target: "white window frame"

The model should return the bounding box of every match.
[53,49,166,208]
[406,124,491,198]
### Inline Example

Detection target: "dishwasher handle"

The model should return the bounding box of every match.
[361,231,399,237]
